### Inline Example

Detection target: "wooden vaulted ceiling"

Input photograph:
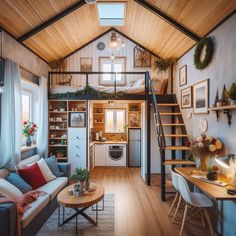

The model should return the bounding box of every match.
[0,0,235,63]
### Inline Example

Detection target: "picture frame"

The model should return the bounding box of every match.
[193,79,209,114]
[181,86,192,109]
[179,65,187,86]
[80,57,92,72]
[69,112,86,127]
[133,46,151,68]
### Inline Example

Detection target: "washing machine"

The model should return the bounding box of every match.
[105,144,127,166]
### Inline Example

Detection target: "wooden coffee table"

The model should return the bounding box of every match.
[57,183,105,231]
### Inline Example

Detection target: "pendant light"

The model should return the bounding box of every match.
[108,32,125,52]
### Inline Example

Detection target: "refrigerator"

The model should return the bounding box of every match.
[128,128,141,167]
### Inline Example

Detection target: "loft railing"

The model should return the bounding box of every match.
[149,77,166,150]
[48,71,149,97]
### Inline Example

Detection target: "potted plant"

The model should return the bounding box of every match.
[228,83,236,105]
[22,121,38,146]
[154,58,171,72]
[207,166,219,180]
[70,168,87,193]
[58,102,67,111]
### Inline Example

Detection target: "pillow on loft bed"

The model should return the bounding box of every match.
[131,79,145,88]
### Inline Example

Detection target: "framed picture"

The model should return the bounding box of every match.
[181,86,192,109]
[133,46,151,68]
[193,79,209,114]
[80,58,92,72]
[69,112,86,127]
[179,65,187,86]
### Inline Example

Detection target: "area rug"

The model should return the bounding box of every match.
[37,194,115,236]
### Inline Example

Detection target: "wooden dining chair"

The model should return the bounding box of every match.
[177,174,215,236]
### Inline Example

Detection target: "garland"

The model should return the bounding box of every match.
[194,37,214,70]
[49,85,126,99]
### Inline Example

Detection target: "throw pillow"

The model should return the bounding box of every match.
[0,178,23,200]
[5,172,32,194]
[37,158,56,182]
[45,156,64,177]
[132,79,145,88]
[18,163,47,190]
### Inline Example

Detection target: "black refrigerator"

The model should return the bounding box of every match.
[128,128,141,167]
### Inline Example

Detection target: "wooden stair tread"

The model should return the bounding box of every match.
[164,160,195,165]
[160,134,188,138]
[156,123,184,126]
[157,103,178,106]
[165,146,191,151]
[159,112,182,115]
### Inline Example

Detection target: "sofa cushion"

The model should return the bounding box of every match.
[36,177,68,200]
[17,154,40,169]
[5,172,32,194]
[20,194,50,229]
[0,179,23,200]
[45,156,64,177]
[37,158,56,182]
[18,163,47,190]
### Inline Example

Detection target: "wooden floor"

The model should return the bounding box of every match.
[91,167,211,236]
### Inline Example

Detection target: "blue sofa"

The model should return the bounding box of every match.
[0,155,71,236]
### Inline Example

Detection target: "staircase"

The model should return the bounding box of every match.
[149,78,193,201]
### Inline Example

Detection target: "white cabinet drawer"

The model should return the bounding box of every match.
[68,128,86,141]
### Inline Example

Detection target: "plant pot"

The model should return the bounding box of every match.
[207,172,218,181]
[26,136,32,146]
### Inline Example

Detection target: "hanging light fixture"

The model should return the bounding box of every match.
[108,31,125,52]
[0,29,4,94]
[85,0,97,4]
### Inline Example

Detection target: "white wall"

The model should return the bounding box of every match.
[2,31,48,77]
[174,13,236,236]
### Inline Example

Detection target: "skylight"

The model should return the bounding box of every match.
[97,2,126,26]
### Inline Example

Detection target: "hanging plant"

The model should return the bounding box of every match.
[194,37,214,70]
[154,58,171,72]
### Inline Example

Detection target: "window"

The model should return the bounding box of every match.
[97,2,126,26]
[105,109,126,133]
[21,79,39,146]
[99,57,126,85]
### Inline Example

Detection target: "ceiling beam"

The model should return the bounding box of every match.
[63,27,162,60]
[18,0,86,42]
[134,0,201,42]
[112,27,161,59]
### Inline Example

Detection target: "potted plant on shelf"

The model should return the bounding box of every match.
[228,83,236,105]
[207,166,219,180]
[22,121,38,146]
[70,168,88,193]
[58,102,67,111]
[185,134,224,172]
[154,58,171,72]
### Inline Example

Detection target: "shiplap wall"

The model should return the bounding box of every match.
[64,32,165,87]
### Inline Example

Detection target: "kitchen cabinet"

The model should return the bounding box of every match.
[68,128,87,173]
[94,144,106,166]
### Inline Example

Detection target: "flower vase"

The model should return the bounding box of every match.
[26,136,32,146]
[80,180,85,193]
[199,155,209,172]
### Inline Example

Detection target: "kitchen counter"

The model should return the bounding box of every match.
[90,141,127,147]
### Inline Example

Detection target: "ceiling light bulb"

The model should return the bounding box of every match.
[108,32,123,52]
[110,54,115,60]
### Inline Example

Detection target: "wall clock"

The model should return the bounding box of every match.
[199,118,208,133]
[97,42,105,51]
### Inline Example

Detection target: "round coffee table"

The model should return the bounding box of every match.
[57,183,105,231]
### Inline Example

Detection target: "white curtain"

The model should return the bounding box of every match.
[0,59,22,168]
[37,76,48,158]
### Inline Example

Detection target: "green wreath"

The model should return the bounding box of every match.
[194,37,214,70]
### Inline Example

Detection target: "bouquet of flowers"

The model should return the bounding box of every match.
[185,134,224,171]
[23,121,38,137]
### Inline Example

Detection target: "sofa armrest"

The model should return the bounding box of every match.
[58,163,71,178]
[0,203,17,236]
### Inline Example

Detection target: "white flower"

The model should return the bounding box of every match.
[198,143,204,148]
[206,135,213,142]
[209,145,216,152]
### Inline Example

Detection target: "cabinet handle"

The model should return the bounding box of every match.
[76,154,80,158]
[76,137,80,140]
[76,146,80,149]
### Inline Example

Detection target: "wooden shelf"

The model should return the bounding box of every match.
[208,105,236,126]
[68,111,86,113]
[49,144,67,147]
[49,129,67,131]
[49,111,67,114]
[49,121,67,123]
[49,137,67,140]
[93,113,104,115]
[94,122,104,124]
[164,160,195,165]
[165,146,191,151]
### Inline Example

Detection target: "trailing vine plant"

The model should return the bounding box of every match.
[194,37,214,70]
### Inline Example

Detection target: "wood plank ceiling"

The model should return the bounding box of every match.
[0,0,235,62]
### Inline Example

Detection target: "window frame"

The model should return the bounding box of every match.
[104,108,126,134]
[99,57,126,86]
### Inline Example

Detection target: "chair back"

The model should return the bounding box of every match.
[169,168,180,191]
[178,174,193,205]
